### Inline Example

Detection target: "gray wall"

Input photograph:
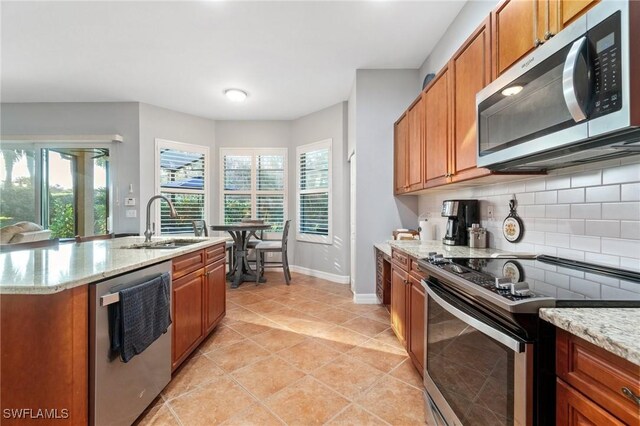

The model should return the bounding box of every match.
[419,0,499,82]
[138,103,216,232]
[352,69,421,297]
[0,102,141,233]
[291,102,349,277]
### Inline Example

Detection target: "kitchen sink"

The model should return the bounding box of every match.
[122,239,202,250]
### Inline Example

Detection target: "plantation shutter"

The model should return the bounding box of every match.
[297,140,332,243]
[158,144,208,235]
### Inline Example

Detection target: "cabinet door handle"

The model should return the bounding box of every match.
[534,38,544,47]
[621,387,640,407]
[544,31,554,40]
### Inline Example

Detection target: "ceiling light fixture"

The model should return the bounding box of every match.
[224,88,248,102]
[501,85,524,97]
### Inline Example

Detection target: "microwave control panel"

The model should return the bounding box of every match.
[589,11,622,119]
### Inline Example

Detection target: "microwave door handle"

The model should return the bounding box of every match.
[562,36,588,122]
[425,285,524,353]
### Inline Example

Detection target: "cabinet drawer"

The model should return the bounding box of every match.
[557,329,640,425]
[410,259,427,278]
[557,379,625,426]
[391,249,409,270]
[172,249,205,280]
[205,243,226,264]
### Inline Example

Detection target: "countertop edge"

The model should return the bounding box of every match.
[0,237,228,295]
[540,308,640,367]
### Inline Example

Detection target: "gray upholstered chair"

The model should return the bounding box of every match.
[255,220,292,285]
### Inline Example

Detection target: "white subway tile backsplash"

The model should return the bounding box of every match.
[545,271,570,289]
[571,170,601,188]
[557,248,585,261]
[558,188,584,203]
[585,252,620,267]
[545,175,571,190]
[534,219,557,232]
[545,233,571,248]
[570,235,600,253]
[557,219,585,235]
[524,205,545,218]
[620,257,640,272]
[569,277,601,298]
[557,289,586,300]
[601,202,640,220]
[571,204,601,219]
[418,163,640,275]
[584,272,619,287]
[602,163,640,185]
[525,179,546,192]
[585,185,620,202]
[601,286,640,300]
[546,204,570,219]
[601,238,640,259]
[535,191,557,205]
[621,183,640,201]
[585,220,620,238]
[620,279,640,294]
[620,221,640,240]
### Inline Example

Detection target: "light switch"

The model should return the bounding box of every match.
[124,197,136,206]
[126,209,137,218]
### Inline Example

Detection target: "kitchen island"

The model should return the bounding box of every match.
[0,236,228,426]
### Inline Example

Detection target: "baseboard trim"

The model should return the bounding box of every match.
[352,293,379,304]
[289,265,350,284]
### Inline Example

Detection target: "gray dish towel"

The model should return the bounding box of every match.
[109,272,172,363]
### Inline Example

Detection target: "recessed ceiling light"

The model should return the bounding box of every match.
[501,85,524,97]
[224,88,248,102]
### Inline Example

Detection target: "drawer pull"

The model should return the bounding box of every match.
[621,387,640,406]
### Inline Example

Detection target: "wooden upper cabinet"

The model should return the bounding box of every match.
[493,0,537,77]
[450,17,492,182]
[394,113,408,194]
[407,96,424,192]
[424,68,451,187]
[561,0,600,27]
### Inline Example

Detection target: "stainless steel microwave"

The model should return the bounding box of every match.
[476,1,640,171]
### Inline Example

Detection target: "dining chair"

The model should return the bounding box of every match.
[75,233,115,243]
[255,220,292,285]
[0,238,60,253]
[240,218,265,248]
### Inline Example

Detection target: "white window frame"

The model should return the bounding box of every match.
[296,139,332,245]
[219,147,288,235]
[154,138,210,235]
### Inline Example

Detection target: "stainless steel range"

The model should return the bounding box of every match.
[418,253,640,426]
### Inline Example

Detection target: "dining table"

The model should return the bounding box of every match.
[210,222,272,288]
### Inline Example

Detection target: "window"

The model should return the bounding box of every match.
[0,145,112,239]
[296,139,331,244]
[155,139,209,235]
[220,148,287,232]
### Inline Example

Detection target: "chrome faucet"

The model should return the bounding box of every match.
[144,195,178,243]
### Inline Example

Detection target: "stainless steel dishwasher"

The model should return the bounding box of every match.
[89,261,172,426]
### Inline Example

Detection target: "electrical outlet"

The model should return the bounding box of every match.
[126,209,137,218]
[487,205,494,220]
[124,197,136,206]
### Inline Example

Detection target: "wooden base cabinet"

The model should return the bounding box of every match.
[556,329,640,426]
[171,243,226,371]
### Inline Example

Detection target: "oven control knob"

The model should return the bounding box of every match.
[495,277,512,290]
[510,282,532,297]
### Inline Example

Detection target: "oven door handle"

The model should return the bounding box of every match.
[562,36,589,122]
[425,285,525,353]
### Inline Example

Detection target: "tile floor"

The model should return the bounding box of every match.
[136,271,425,425]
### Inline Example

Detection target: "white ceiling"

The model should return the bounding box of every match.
[1,1,466,120]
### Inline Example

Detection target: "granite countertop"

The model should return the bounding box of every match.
[386,239,523,259]
[540,308,640,366]
[0,236,228,295]
[374,242,392,257]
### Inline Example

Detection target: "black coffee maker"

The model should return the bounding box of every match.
[441,200,479,246]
